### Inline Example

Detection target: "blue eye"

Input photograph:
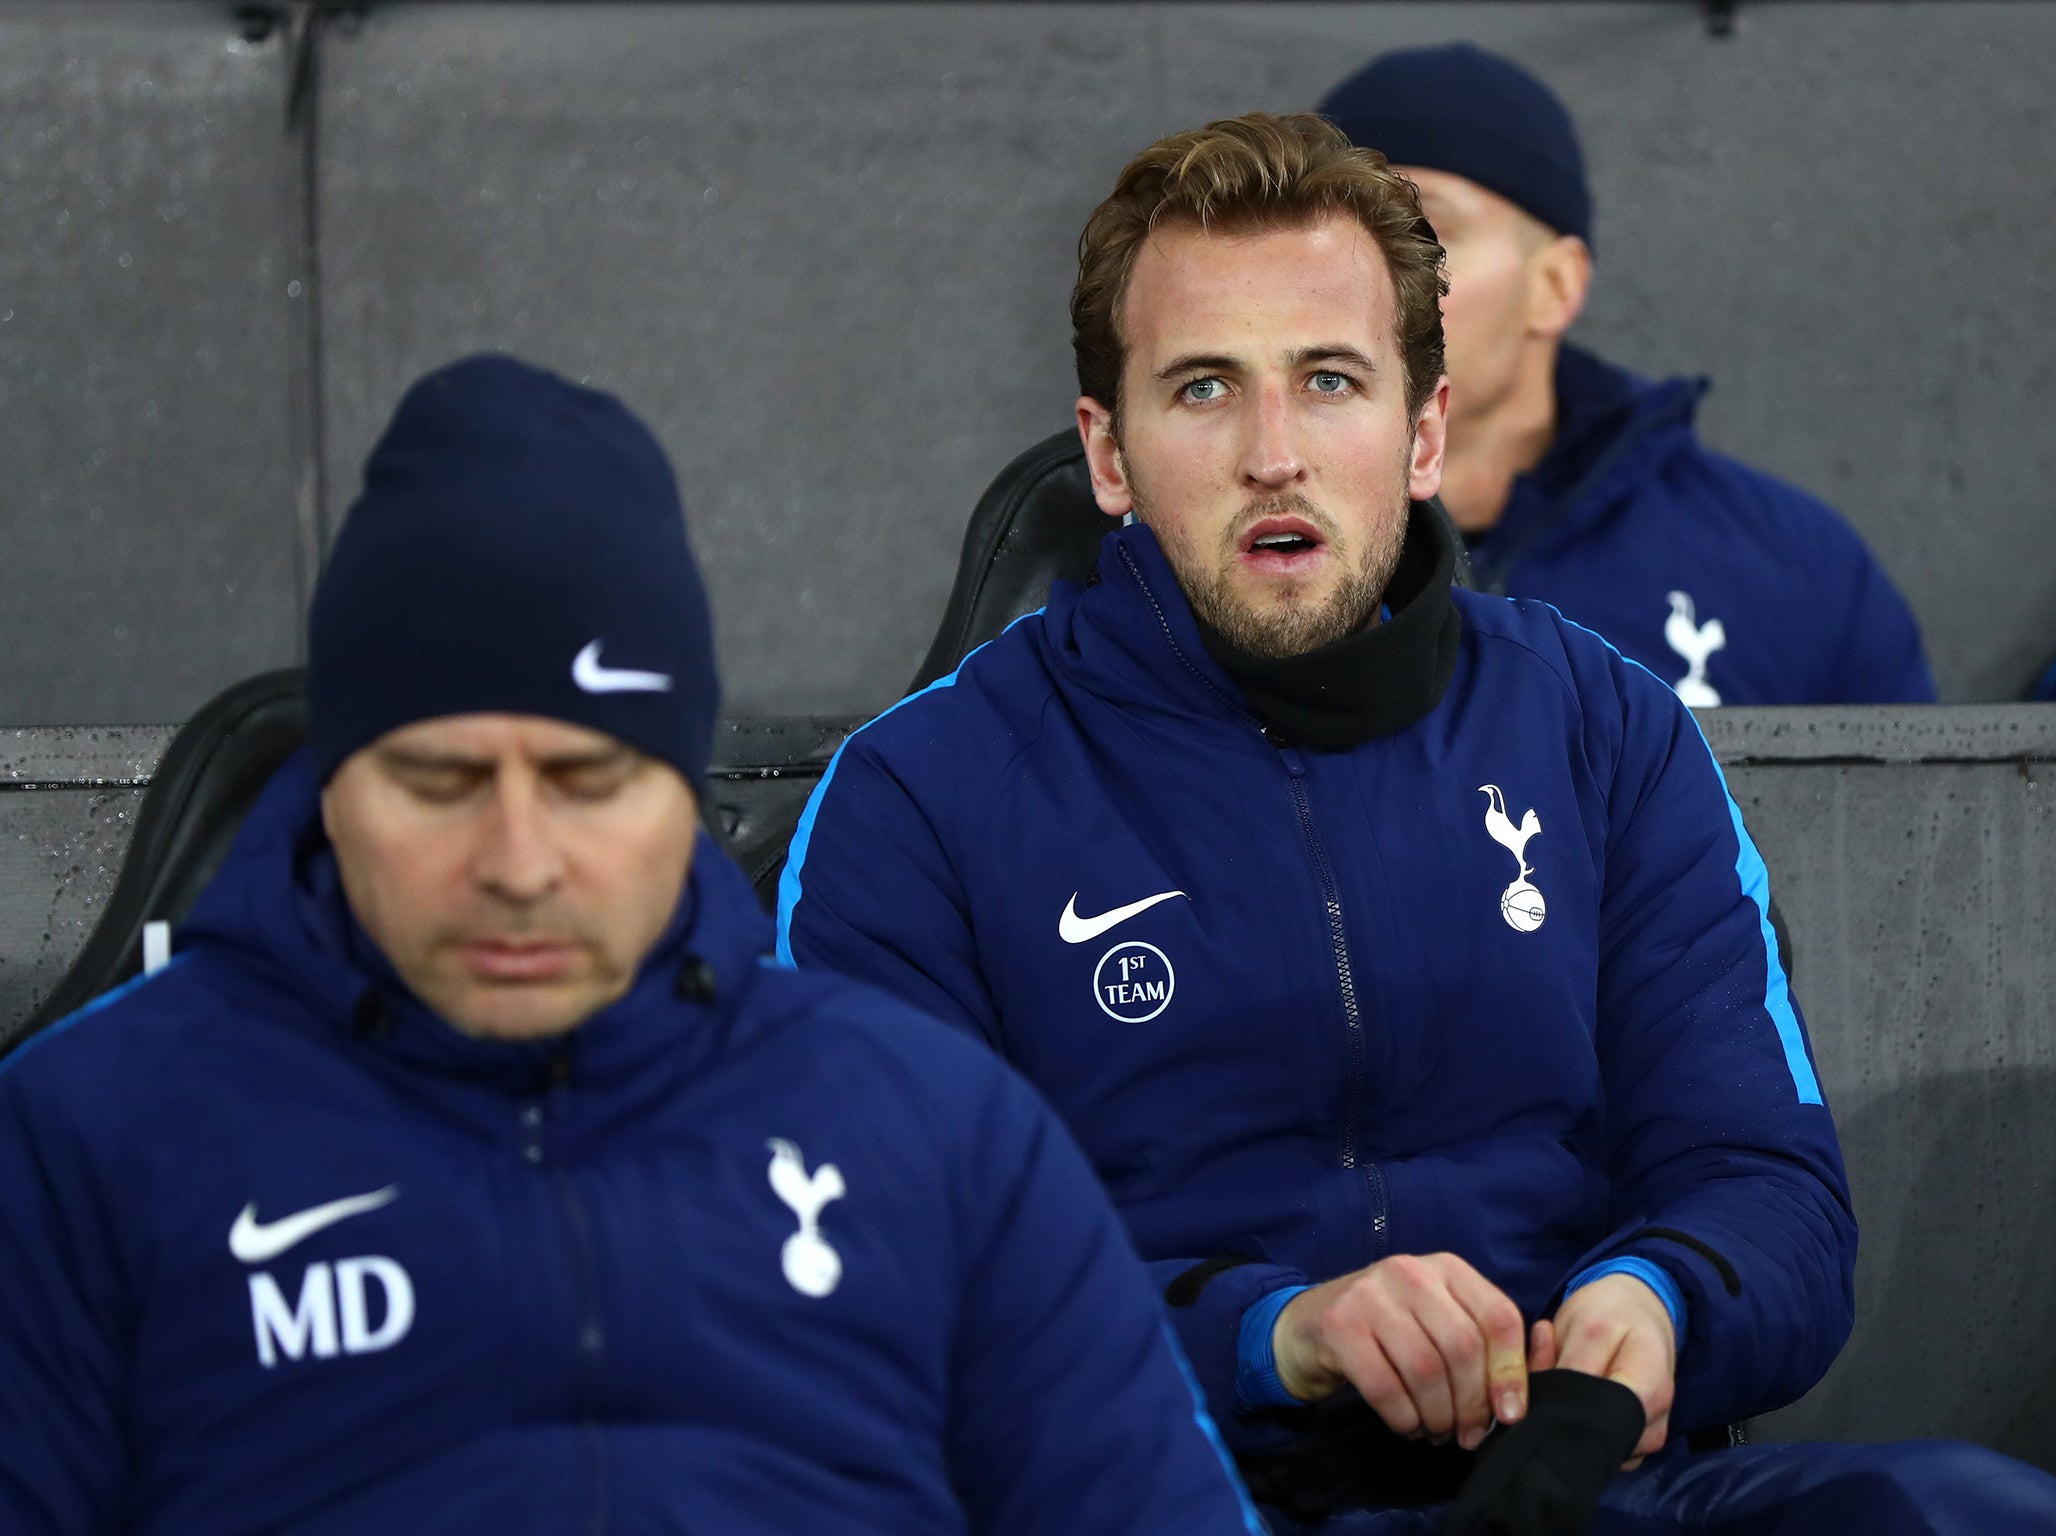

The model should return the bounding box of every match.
[1310,371,1351,395]
[1181,377,1227,403]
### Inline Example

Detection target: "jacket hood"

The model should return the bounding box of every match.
[180,748,772,1099]
[1470,343,1707,590]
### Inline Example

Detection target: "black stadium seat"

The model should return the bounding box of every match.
[911,426,1475,691]
[10,668,309,1053]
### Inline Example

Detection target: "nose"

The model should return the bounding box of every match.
[471,770,565,907]
[1238,379,1306,492]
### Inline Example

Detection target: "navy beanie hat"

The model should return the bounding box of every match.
[308,354,719,791]
[1320,42,1592,249]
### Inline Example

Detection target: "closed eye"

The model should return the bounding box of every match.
[393,767,486,805]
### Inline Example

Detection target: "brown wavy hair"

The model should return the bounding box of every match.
[1072,111,1447,428]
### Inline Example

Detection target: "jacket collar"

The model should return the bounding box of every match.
[1048,501,1461,750]
[1469,343,1706,590]
[181,749,771,1102]
[1197,499,1462,749]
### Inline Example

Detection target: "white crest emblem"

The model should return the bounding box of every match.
[1479,785,1546,933]
[1663,591,1725,707]
[767,1138,845,1298]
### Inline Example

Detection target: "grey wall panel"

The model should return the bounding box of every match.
[0,4,306,724]
[1159,3,2056,703]
[317,4,1161,716]
[1732,753,2056,1463]
[0,726,162,1031]
[313,3,2054,715]
[0,788,145,1034]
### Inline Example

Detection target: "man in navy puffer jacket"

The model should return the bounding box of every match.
[780,116,2056,1531]
[1320,44,1935,706]
[0,356,1264,1536]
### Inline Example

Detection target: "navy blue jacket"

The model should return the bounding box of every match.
[0,752,1261,1536]
[1469,345,1934,705]
[779,521,1857,1452]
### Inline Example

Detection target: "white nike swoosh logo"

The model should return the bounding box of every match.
[228,1187,400,1265]
[572,640,673,694]
[1059,890,1188,944]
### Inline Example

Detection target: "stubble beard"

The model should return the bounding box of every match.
[1130,470,1412,662]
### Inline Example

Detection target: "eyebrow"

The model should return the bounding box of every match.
[1291,345,1379,373]
[1154,345,1380,381]
[1154,352,1244,382]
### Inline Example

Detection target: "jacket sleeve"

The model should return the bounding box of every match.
[777,733,1002,1047]
[1809,500,1937,704]
[0,1062,129,1534]
[945,1059,1265,1536]
[1568,647,1857,1433]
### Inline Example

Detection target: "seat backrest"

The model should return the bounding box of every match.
[11,668,309,1049]
[910,427,1476,692]
[910,429,1106,692]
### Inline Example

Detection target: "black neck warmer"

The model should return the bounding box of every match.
[1197,500,1463,751]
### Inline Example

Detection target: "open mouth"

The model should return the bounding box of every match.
[1239,516,1328,569]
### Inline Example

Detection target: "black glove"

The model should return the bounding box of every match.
[1441,1369,1647,1536]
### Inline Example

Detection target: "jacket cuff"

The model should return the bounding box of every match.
[1152,1255,1312,1455]
[1564,1256,1686,1348]
[1233,1284,1310,1410]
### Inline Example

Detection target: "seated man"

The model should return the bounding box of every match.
[1320,43,1935,706]
[0,356,1263,1536]
[779,115,2056,1531]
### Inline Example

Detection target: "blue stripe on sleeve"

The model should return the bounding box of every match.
[1163,1323,1271,1536]
[1552,612,1824,1106]
[1698,747,1823,1104]
[774,611,1043,968]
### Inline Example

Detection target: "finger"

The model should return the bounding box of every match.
[1610,1326,1676,1429]
[1377,1308,1459,1440]
[1631,1409,1670,1463]
[1529,1317,1558,1373]
[1444,1262,1529,1428]
[1407,1283,1491,1444]
[1332,1327,1424,1439]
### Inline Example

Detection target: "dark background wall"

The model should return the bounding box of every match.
[5,0,2054,726]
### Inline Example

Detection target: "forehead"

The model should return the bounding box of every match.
[1121,213,1400,366]
[371,713,630,763]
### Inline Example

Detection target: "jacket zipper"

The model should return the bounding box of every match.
[1276,745,1388,1256]
[551,1168,610,1536]
[527,1071,610,1536]
[1117,544,1393,1259]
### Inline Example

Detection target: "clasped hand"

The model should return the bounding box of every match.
[1271,1256,1676,1465]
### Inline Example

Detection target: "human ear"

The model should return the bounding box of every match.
[1076,397,1133,518]
[1528,235,1592,339]
[1408,377,1451,502]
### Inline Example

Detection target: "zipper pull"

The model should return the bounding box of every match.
[1262,725,1308,778]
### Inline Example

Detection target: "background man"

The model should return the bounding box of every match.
[1321,42,1935,706]
[0,355,1264,1536]
[779,115,2055,1531]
